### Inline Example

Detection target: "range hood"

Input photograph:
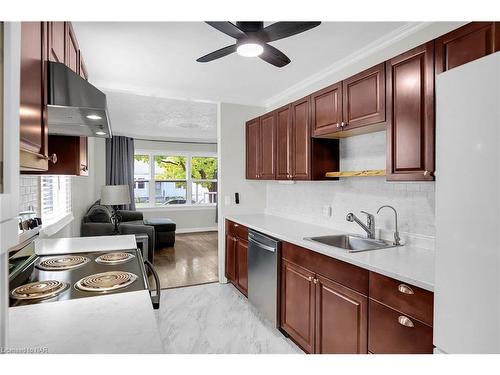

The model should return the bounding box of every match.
[47,62,112,138]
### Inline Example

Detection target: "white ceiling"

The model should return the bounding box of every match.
[73,22,408,106]
[105,90,217,142]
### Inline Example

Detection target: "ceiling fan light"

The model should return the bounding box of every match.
[236,43,264,57]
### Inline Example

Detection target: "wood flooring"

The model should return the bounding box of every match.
[152,231,218,289]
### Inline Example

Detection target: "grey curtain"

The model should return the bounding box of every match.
[105,136,136,211]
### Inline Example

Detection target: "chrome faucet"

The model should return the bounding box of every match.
[346,211,375,239]
[377,205,401,246]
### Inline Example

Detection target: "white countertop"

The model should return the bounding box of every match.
[226,214,434,291]
[8,290,163,354]
[35,235,137,255]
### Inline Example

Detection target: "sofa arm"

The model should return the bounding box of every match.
[117,210,144,222]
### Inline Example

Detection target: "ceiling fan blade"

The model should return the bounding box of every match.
[196,44,237,62]
[258,22,321,42]
[205,22,246,39]
[259,44,291,68]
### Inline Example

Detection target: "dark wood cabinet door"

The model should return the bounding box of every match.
[315,275,368,354]
[435,22,500,74]
[386,42,435,181]
[259,112,276,180]
[236,239,248,296]
[311,83,342,136]
[368,300,433,354]
[342,63,385,131]
[291,97,311,180]
[65,23,79,74]
[38,135,88,176]
[20,22,48,171]
[280,259,315,353]
[225,234,237,283]
[275,105,293,180]
[245,118,260,179]
[47,22,65,63]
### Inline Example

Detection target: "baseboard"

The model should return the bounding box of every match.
[176,226,218,234]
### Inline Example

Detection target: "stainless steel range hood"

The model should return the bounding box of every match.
[47,62,112,138]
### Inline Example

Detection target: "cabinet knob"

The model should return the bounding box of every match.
[233,224,239,227]
[313,278,318,284]
[336,123,340,128]
[397,284,414,295]
[424,170,434,177]
[340,122,345,128]
[397,315,414,328]
[307,276,313,282]
[80,164,88,172]
[48,153,57,164]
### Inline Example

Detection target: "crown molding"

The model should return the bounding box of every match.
[263,22,452,109]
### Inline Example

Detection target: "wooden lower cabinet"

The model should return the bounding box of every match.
[315,275,368,354]
[235,240,248,295]
[281,259,316,353]
[368,300,433,354]
[280,257,368,354]
[225,234,237,283]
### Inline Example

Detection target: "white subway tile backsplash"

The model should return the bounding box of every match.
[19,176,40,214]
[265,131,435,249]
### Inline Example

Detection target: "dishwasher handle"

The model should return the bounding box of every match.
[248,237,276,252]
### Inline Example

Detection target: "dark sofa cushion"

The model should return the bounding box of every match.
[86,203,112,223]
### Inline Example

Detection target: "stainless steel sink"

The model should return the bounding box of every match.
[304,234,396,253]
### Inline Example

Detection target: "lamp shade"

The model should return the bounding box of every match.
[100,185,131,206]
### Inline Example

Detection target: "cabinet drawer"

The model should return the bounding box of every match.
[226,220,249,240]
[369,272,433,326]
[282,242,368,295]
[368,300,433,354]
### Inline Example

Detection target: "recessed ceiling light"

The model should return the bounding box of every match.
[86,114,102,120]
[236,43,264,57]
[95,131,107,136]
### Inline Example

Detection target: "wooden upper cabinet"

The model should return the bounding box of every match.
[40,135,88,176]
[342,63,386,131]
[315,275,368,354]
[275,105,293,180]
[245,118,260,179]
[65,23,80,74]
[20,22,49,171]
[281,259,316,353]
[47,22,65,63]
[435,22,500,74]
[259,112,276,179]
[291,96,311,180]
[386,42,435,181]
[311,83,342,136]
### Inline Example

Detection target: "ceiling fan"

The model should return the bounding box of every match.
[196,21,321,68]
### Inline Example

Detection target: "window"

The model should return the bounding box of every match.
[41,176,72,226]
[134,152,217,208]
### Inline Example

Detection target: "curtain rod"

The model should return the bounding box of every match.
[132,137,217,145]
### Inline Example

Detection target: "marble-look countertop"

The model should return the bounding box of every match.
[35,235,137,255]
[8,290,163,354]
[226,214,434,291]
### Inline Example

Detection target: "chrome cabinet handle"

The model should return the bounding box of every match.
[398,284,414,295]
[398,315,414,328]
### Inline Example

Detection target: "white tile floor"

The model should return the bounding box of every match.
[155,282,303,354]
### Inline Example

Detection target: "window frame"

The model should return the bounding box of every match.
[134,150,218,209]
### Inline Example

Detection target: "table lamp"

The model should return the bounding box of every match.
[100,185,131,234]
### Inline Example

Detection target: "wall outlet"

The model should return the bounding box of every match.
[322,205,332,218]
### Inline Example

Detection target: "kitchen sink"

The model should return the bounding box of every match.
[304,234,396,253]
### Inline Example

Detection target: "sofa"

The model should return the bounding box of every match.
[81,201,155,263]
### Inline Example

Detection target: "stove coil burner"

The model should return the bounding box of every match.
[11,280,69,300]
[37,255,90,271]
[75,271,137,292]
[95,252,135,265]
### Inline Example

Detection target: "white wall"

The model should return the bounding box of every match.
[217,102,266,280]
[266,132,435,250]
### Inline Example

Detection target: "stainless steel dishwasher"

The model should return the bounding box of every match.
[247,230,280,327]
